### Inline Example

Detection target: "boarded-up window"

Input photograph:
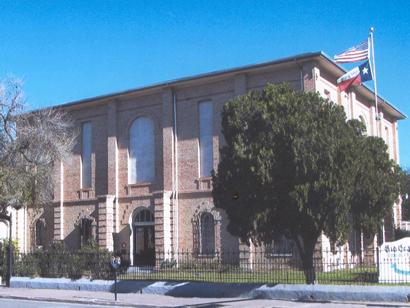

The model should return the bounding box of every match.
[129,117,155,183]
[81,122,92,188]
[199,101,213,177]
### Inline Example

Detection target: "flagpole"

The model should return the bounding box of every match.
[369,27,380,126]
[369,27,386,244]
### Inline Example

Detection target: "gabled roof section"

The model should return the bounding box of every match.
[49,51,405,120]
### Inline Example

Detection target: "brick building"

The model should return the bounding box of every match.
[3,52,405,267]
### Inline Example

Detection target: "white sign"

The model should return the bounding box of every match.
[379,237,410,283]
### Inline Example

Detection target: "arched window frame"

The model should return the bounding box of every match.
[199,212,215,255]
[128,206,155,266]
[128,117,156,184]
[133,209,155,226]
[192,203,221,256]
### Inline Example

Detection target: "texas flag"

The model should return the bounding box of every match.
[337,61,372,92]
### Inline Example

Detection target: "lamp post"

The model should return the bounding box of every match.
[7,212,12,287]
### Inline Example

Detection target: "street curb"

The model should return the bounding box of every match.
[250,284,410,303]
[10,277,410,303]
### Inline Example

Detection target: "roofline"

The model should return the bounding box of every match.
[43,51,405,120]
[47,51,323,109]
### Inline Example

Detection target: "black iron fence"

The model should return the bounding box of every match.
[120,249,380,285]
[4,248,410,285]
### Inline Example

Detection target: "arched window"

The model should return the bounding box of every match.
[129,117,155,184]
[200,212,215,255]
[35,219,46,247]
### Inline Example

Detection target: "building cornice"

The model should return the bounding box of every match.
[36,52,405,120]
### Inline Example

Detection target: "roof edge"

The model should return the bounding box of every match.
[34,51,405,120]
[41,52,323,110]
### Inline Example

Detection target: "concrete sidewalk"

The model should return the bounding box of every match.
[6,277,410,303]
[2,287,410,307]
[10,277,410,303]
[0,287,243,307]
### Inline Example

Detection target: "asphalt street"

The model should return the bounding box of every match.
[1,298,410,308]
[0,298,139,308]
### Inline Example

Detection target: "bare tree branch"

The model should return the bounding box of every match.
[0,77,77,215]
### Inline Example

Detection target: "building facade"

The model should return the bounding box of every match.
[3,52,405,268]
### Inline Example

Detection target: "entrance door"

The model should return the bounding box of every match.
[133,209,155,266]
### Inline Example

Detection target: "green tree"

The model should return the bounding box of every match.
[212,83,401,284]
[399,169,410,221]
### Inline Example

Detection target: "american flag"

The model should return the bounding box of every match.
[334,40,369,63]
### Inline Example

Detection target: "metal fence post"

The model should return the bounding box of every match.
[6,213,12,287]
[376,247,380,278]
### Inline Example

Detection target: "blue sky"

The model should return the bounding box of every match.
[1,1,409,167]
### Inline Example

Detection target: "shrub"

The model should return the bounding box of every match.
[4,240,116,280]
[38,241,72,278]
[77,240,113,280]
[13,253,40,277]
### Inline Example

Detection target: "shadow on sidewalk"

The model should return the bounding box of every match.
[173,298,255,308]
[115,280,266,298]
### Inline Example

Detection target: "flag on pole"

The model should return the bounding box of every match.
[337,61,372,91]
[334,40,369,63]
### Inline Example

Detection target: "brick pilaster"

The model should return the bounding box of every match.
[98,195,115,251]
[106,102,119,232]
[162,89,174,191]
[53,204,61,241]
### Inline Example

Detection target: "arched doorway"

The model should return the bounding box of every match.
[132,209,155,266]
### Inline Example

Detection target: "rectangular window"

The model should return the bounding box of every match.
[81,122,92,188]
[199,101,213,177]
